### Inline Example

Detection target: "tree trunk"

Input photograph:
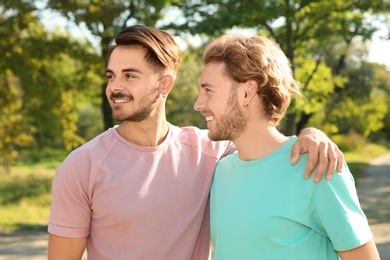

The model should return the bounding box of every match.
[102,82,113,130]
[101,37,114,130]
[284,113,297,136]
[283,11,297,136]
[4,159,10,175]
[296,112,313,134]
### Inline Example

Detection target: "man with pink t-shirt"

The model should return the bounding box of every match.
[48,25,344,260]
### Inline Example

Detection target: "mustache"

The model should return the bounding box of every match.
[201,110,213,116]
[110,92,134,100]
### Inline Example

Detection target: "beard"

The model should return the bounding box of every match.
[208,89,247,141]
[111,87,160,122]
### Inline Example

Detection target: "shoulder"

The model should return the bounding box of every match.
[307,161,361,219]
[313,162,356,193]
[58,128,118,173]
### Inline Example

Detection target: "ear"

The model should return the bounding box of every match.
[159,74,174,96]
[244,80,258,101]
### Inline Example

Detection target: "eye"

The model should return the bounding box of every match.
[106,74,115,80]
[125,74,135,79]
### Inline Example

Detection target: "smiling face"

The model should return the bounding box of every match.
[194,62,247,141]
[105,45,162,122]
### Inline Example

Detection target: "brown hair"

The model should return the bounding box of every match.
[109,25,182,75]
[203,34,301,124]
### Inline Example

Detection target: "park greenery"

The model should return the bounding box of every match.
[1,0,390,174]
[0,0,390,231]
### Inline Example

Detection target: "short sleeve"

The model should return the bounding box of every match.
[48,151,92,238]
[310,163,373,251]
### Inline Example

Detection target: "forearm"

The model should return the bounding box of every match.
[338,239,380,260]
[48,234,87,260]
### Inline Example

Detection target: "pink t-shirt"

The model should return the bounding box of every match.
[48,123,235,260]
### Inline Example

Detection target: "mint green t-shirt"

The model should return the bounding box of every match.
[210,136,372,260]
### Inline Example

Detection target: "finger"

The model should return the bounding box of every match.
[314,156,328,182]
[304,145,319,179]
[313,143,328,182]
[336,147,344,173]
[290,141,301,164]
[304,160,317,179]
[325,150,337,180]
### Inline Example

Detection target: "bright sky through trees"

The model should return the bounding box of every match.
[40,9,390,67]
[368,32,390,67]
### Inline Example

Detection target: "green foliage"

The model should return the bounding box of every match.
[343,138,390,176]
[293,57,334,114]
[16,147,69,165]
[322,62,389,137]
[167,0,389,135]
[1,0,389,169]
[167,46,206,128]
[57,91,86,150]
[76,102,104,142]
[332,130,368,152]
[0,174,51,205]
[0,1,105,170]
[0,71,34,174]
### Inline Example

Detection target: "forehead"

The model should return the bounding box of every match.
[200,62,231,87]
[107,45,150,71]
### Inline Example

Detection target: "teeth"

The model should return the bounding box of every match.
[113,99,129,103]
[205,116,213,122]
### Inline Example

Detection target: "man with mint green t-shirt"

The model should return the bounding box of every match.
[210,137,372,259]
[194,34,379,259]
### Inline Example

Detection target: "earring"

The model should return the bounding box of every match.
[243,102,250,108]
[161,94,167,98]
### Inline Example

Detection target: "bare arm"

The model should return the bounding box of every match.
[48,234,87,260]
[338,239,380,260]
[291,127,344,182]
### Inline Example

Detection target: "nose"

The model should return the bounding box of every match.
[193,94,204,112]
[106,77,125,93]
[105,77,125,101]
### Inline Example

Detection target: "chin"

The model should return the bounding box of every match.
[208,134,226,142]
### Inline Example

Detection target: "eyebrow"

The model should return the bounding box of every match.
[105,68,142,74]
[200,82,213,88]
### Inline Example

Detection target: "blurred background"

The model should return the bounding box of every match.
[0,0,389,235]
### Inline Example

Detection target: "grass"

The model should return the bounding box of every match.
[0,140,389,232]
[343,142,390,178]
[0,156,63,233]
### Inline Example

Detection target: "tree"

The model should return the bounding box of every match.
[0,71,34,174]
[0,1,40,171]
[325,62,389,138]
[0,0,101,170]
[167,45,206,127]
[166,0,390,135]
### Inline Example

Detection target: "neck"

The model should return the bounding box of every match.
[115,106,169,147]
[233,124,289,161]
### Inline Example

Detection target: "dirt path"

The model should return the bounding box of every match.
[0,153,389,259]
[356,153,390,260]
[0,231,48,260]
